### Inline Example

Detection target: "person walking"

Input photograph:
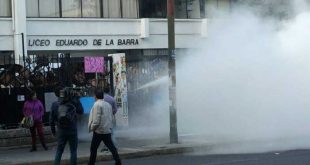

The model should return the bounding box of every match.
[50,88,83,165]
[88,88,121,165]
[101,87,118,152]
[23,90,48,152]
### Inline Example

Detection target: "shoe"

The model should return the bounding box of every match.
[101,147,109,152]
[30,148,37,152]
[43,145,48,151]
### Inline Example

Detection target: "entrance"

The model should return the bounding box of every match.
[0,52,116,128]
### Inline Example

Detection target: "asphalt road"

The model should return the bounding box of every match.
[81,149,310,165]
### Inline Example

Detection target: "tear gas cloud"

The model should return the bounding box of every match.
[177,0,310,153]
[79,0,310,153]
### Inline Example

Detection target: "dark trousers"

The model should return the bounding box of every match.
[88,132,121,165]
[30,121,46,148]
[54,129,78,165]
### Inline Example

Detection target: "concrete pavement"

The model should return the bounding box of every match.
[0,133,210,165]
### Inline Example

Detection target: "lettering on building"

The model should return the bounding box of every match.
[56,39,88,46]
[28,39,50,47]
[27,38,140,48]
[105,39,114,46]
[117,39,139,45]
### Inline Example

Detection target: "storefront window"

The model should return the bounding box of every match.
[39,0,60,17]
[103,0,121,18]
[82,0,100,17]
[0,0,11,17]
[122,0,139,18]
[139,0,166,18]
[62,0,82,17]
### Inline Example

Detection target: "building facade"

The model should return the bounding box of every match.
[0,0,231,128]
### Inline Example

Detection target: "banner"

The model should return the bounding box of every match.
[84,56,104,73]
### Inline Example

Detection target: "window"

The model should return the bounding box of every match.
[24,0,141,18]
[175,0,202,19]
[82,0,100,17]
[62,0,82,17]
[26,0,60,17]
[205,0,231,18]
[122,0,139,18]
[39,0,60,17]
[26,0,39,17]
[139,0,166,18]
[218,0,231,13]
[103,0,121,18]
[0,0,11,17]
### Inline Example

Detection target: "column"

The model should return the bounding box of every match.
[12,0,27,65]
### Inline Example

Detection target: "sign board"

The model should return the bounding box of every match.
[80,97,95,114]
[27,37,144,50]
[17,95,25,101]
[84,57,104,73]
[44,92,58,112]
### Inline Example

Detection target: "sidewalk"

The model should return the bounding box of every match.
[0,133,210,165]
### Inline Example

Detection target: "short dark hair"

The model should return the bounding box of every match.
[54,86,63,97]
[60,87,73,102]
[27,90,36,100]
[103,87,110,93]
[94,88,104,99]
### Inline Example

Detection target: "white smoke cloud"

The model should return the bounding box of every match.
[177,0,310,153]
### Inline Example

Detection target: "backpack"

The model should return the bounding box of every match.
[57,103,76,129]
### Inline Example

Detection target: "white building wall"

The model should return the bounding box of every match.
[0,2,208,53]
[25,18,207,51]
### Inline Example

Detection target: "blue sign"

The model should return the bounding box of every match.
[80,97,95,114]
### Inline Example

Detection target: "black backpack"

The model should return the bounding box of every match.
[57,103,76,129]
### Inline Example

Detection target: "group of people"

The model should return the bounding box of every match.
[22,88,122,165]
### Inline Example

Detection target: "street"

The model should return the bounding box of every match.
[81,149,310,165]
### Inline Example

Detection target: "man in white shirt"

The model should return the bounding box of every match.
[88,88,121,165]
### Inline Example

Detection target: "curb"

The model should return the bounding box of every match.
[10,145,195,165]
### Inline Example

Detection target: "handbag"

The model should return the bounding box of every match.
[21,115,34,128]
[21,103,35,128]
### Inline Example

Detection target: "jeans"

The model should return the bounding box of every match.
[88,132,121,165]
[54,129,78,165]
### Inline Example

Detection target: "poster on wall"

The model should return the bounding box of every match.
[110,53,129,126]
[84,56,104,73]
[44,92,58,112]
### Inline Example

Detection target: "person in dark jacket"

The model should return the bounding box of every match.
[50,87,83,165]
